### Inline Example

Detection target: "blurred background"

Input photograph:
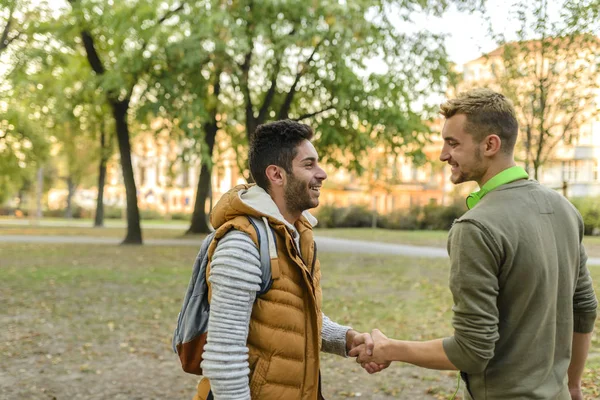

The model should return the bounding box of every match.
[1,0,599,244]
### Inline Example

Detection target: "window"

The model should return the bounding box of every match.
[562,160,581,182]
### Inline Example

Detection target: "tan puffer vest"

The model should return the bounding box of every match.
[197,185,324,400]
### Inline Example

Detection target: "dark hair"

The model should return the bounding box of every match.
[440,88,519,153]
[248,120,314,191]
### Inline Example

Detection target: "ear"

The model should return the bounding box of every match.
[483,134,502,156]
[265,165,286,187]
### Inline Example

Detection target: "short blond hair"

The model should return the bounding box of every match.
[440,88,518,153]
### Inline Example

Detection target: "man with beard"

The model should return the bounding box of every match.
[195,120,386,400]
[352,88,597,399]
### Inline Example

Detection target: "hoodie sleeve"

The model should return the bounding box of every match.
[321,313,352,357]
[201,230,262,400]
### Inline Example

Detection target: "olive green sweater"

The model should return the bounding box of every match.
[442,179,597,400]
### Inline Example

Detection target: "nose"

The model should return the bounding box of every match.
[439,144,450,162]
[316,166,327,181]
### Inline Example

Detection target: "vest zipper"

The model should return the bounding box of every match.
[311,241,317,277]
[290,232,311,278]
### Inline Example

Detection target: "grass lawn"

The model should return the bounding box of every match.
[1,243,599,399]
[0,224,192,240]
[585,235,600,258]
[0,216,188,226]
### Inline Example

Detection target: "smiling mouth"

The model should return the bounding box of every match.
[310,186,321,193]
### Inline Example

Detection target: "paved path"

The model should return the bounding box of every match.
[0,234,446,256]
[2,233,599,265]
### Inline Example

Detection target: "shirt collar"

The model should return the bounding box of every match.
[466,166,529,209]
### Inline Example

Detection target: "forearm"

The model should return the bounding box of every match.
[382,338,458,371]
[568,332,593,390]
[321,313,352,357]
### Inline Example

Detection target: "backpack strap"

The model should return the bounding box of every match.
[247,216,280,295]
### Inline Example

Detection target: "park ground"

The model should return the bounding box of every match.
[1,221,599,399]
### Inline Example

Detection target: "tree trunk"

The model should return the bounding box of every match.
[187,123,217,234]
[35,166,43,219]
[112,100,142,244]
[94,124,108,227]
[65,177,75,219]
[533,161,540,181]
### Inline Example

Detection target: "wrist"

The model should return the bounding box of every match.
[345,329,357,352]
[379,337,392,364]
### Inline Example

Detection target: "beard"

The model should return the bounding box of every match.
[284,173,318,214]
[451,147,484,184]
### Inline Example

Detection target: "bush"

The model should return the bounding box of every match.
[43,206,93,219]
[139,209,164,220]
[316,201,466,231]
[421,202,466,230]
[0,207,28,217]
[314,204,336,228]
[337,205,375,228]
[71,206,93,219]
[570,197,600,236]
[316,204,375,228]
[378,208,420,230]
[170,212,191,221]
[43,208,65,218]
[103,206,124,219]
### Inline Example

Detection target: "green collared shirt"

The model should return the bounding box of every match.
[466,166,529,209]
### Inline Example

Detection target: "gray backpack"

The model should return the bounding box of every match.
[172,216,277,375]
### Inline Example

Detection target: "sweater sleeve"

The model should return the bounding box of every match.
[200,230,262,400]
[573,242,598,333]
[321,313,351,357]
[442,220,501,374]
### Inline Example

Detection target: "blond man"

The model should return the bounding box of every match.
[352,88,597,400]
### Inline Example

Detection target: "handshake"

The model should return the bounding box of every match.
[346,328,391,374]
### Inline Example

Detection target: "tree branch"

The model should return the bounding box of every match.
[158,3,185,24]
[138,3,186,58]
[293,106,336,122]
[256,26,297,124]
[67,0,105,75]
[237,0,259,136]
[278,36,326,120]
[80,30,106,75]
[256,55,282,124]
[0,3,17,54]
[208,67,222,119]
[241,49,255,128]
[541,110,580,165]
[0,21,12,53]
[127,3,187,97]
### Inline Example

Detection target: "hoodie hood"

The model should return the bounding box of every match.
[210,184,318,231]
